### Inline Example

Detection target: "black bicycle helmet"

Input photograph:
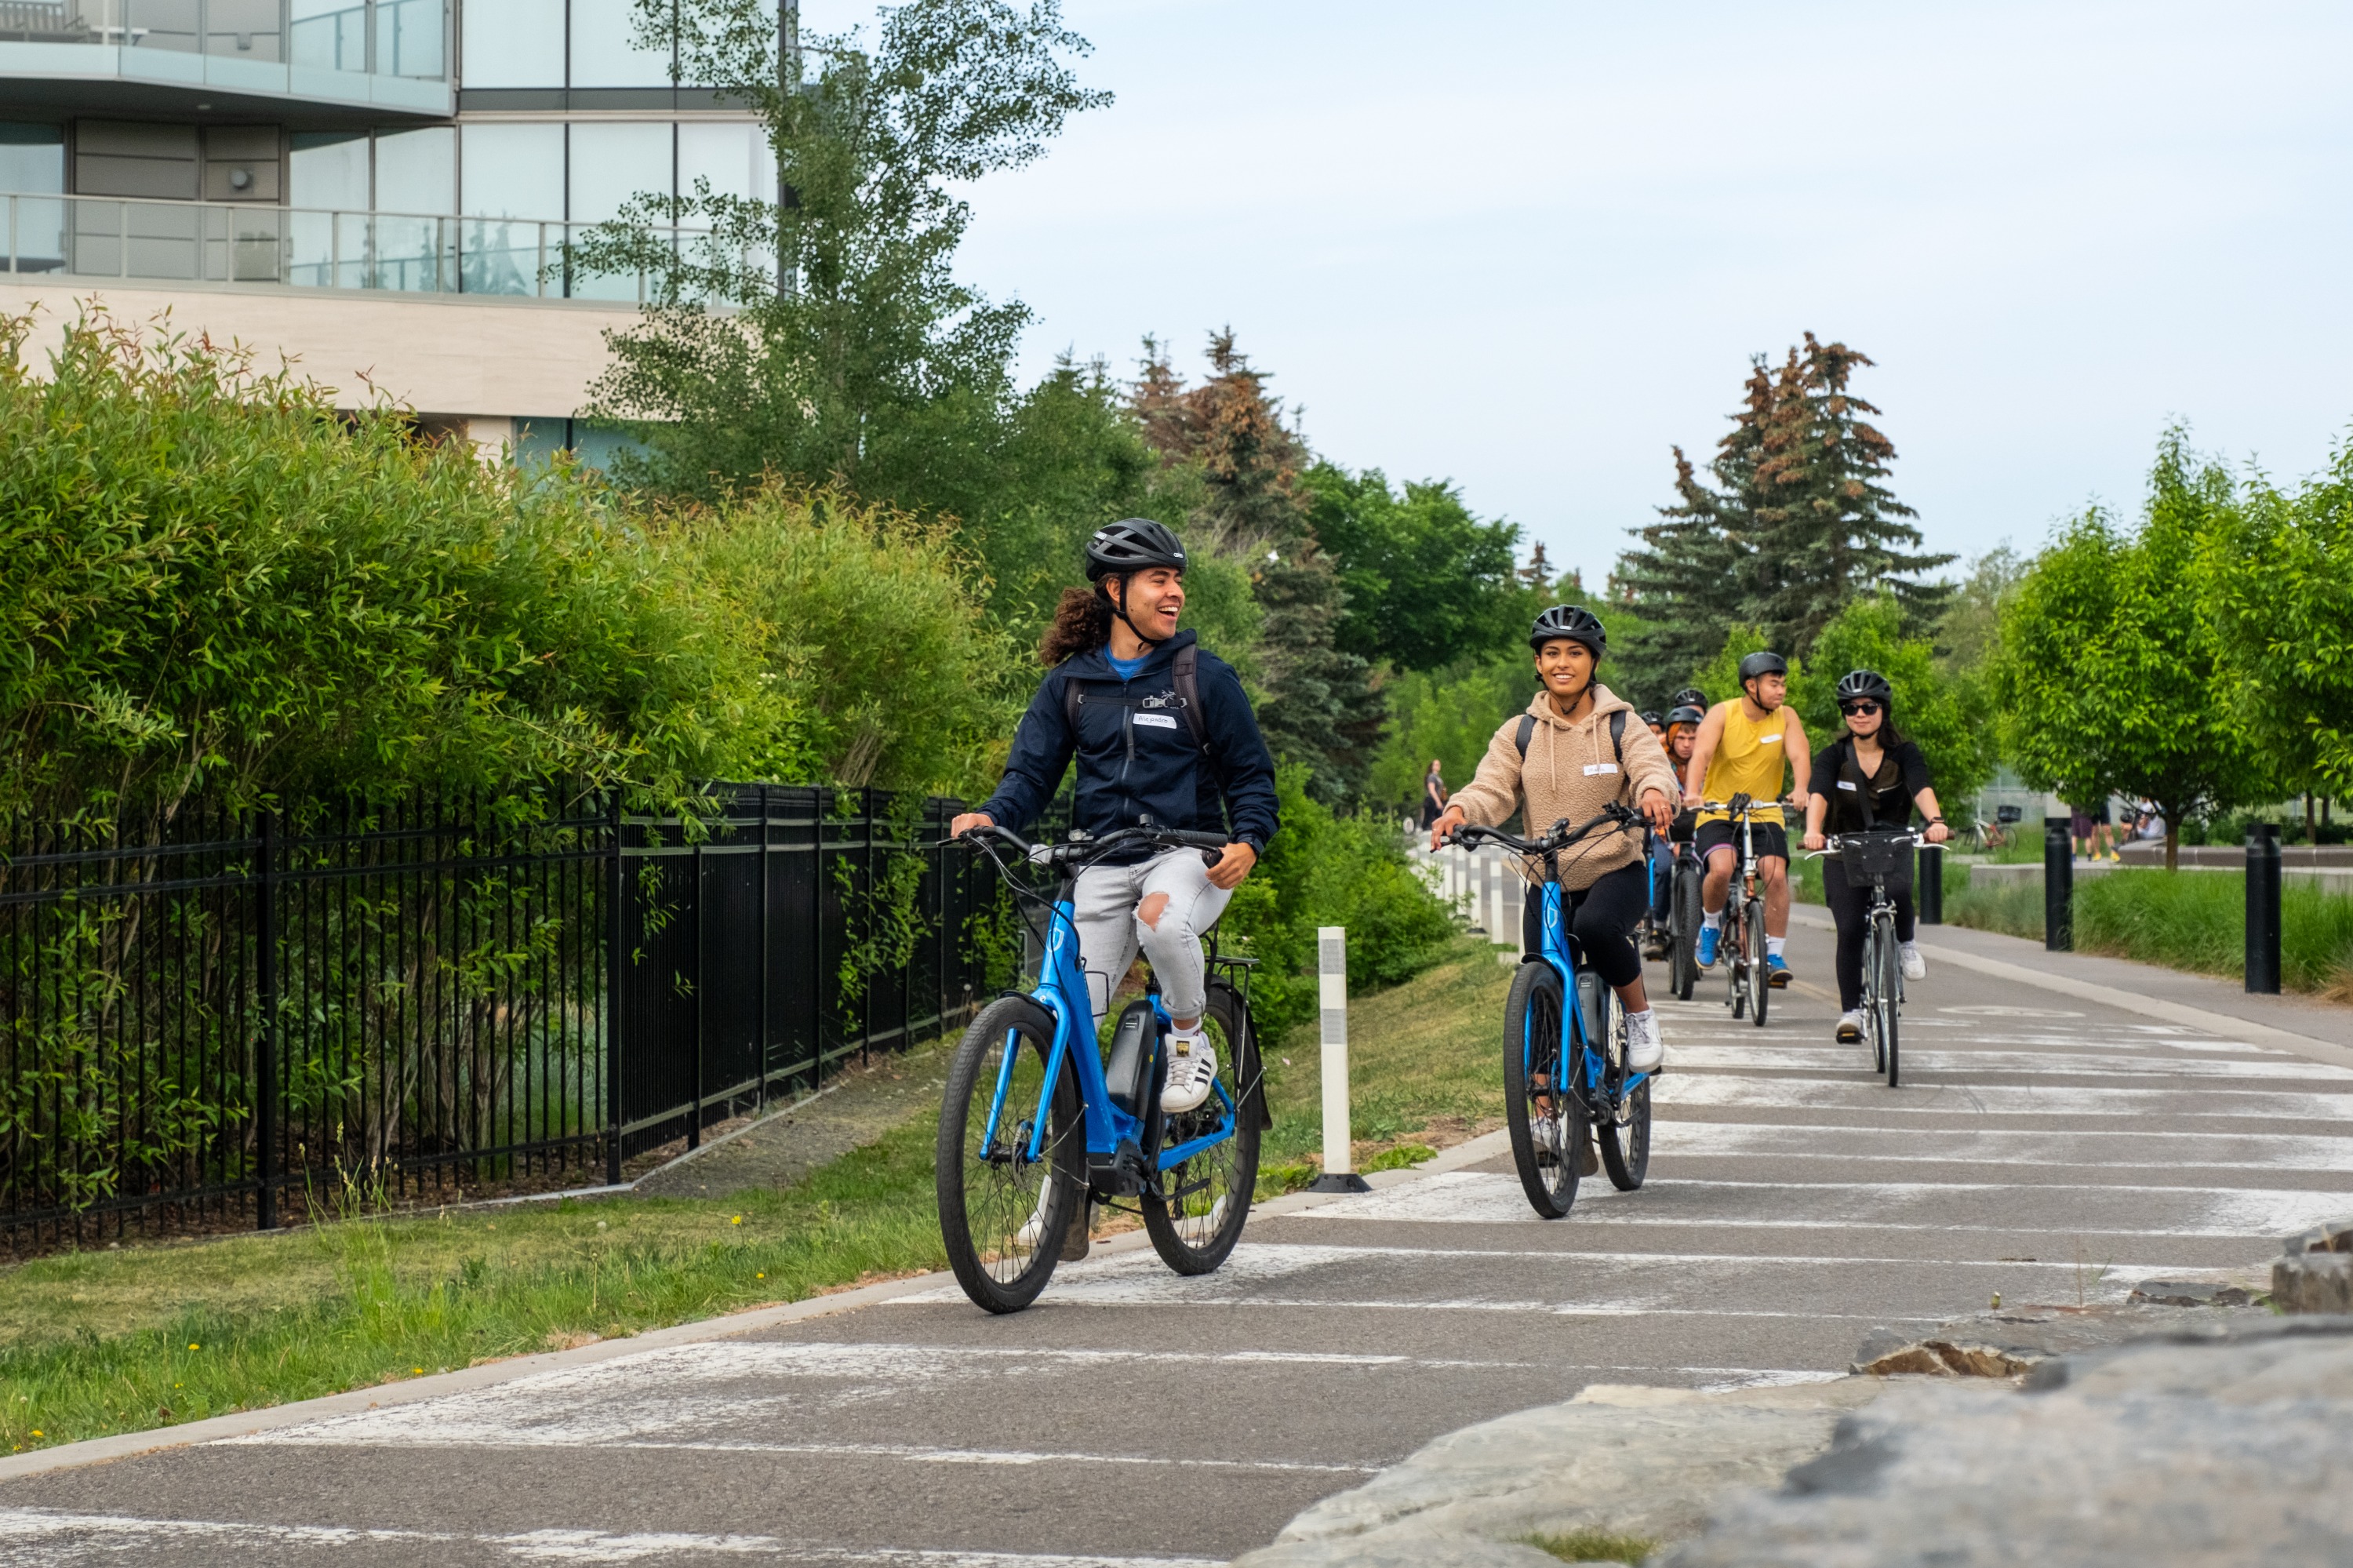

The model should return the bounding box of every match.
[1671,686,1706,710]
[1085,518,1187,582]
[1529,604,1606,657]
[1836,668,1894,707]
[1640,710,1664,727]
[1737,650,1787,685]
[1665,704,1705,729]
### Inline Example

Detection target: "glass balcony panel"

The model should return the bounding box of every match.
[376,0,442,78]
[289,0,366,72]
[371,213,447,290]
[459,216,547,297]
[557,220,640,302]
[203,0,280,60]
[0,0,118,42]
[333,207,369,287]
[460,0,562,88]
[122,0,195,50]
[284,204,334,286]
[4,195,68,273]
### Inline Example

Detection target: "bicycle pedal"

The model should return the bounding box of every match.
[1086,1140,1151,1198]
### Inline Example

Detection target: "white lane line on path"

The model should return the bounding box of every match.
[1286,1170,2353,1236]
[0,1508,1226,1567]
[1646,1120,2353,1170]
[1664,1046,2353,1080]
[1657,1074,2353,1119]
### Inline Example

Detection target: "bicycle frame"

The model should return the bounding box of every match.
[980,866,1239,1179]
[1528,879,1654,1111]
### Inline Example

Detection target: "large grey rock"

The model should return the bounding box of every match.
[1850,1298,2272,1376]
[1231,1380,1882,1568]
[1659,1319,2353,1566]
[2275,1215,2353,1313]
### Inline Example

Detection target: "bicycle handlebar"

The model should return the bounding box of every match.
[1442,802,1640,859]
[939,822,1231,870]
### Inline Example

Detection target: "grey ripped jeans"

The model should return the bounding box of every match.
[1071,847,1233,1031]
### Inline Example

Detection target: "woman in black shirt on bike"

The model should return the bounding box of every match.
[1799,670,1951,1043]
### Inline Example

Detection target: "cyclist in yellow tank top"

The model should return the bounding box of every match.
[1680,651,1811,987]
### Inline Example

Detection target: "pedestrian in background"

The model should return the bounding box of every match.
[1421,760,1449,829]
[2071,796,2118,862]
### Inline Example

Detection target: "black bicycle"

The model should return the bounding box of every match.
[1700,795,1770,1028]
[1666,828,1704,1002]
[1823,830,1920,1088]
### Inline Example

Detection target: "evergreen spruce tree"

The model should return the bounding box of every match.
[1133,332,1383,803]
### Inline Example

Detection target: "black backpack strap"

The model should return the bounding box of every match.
[1514,713,1537,759]
[1171,642,1209,751]
[1063,674,1084,737]
[1609,708,1626,768]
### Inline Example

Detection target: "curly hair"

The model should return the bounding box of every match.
[1038,586,1112,667]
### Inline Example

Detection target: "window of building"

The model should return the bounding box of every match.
[460,0,565,88]
[289,130,371,209]
[0,125,65,196]
[460,121,565,295]
[676,120,772,202]
[569,0,673,87]
[566,120,671,224]
[375,126,455,213]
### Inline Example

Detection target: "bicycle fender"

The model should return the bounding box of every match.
[1213,978,1275,1130]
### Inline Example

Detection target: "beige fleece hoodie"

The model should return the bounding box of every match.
[1450,683,1681,890]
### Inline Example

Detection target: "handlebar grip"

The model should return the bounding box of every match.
[1169,829,1231,850]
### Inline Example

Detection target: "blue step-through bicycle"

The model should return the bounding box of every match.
[935,824,1267,1313]
[1448,805,1654,1218]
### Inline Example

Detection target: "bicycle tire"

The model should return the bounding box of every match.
[1671,866,1700,1001]
[1877,911,1902,1088]
[1724,891,1744,1017]
[1745,897,1769,1027]
[1594,986,1650,1191]
[1864,922,1886,1074]
[1142,983,1261,1275]
[1502,961,1583,1218]
[936,995,1085,1314]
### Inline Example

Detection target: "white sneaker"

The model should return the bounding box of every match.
[1624,1010,1664,1072]
[1836,1010,1865,1043]
[1530,1112,1559,1162]
[1900,942,1926,981]
[1161,1030,1217,1114]
[1014,1197,1053,1250]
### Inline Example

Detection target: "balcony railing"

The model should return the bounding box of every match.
[0,0,447,80]
[1,190,729,303]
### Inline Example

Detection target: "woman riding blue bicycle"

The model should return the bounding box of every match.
[1427,606,1679,1083]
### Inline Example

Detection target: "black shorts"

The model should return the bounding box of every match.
[1697,818,1789,865]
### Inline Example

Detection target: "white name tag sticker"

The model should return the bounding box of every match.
[1838,780,1860,791]
[1134,712,1180,730]
[1758,733,1782,744]
[1583,762,1620,777]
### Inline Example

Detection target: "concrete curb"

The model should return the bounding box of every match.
[1784,906,2353,1072]
[0,1128,1507,1484]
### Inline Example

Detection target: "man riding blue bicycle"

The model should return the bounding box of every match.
[950,519,1278,1117]
[1427,606,1678,1078]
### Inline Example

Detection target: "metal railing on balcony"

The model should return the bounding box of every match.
[0,0,446,80]
[1,190,731,303]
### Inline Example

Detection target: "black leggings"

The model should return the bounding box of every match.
[1822,859,1915,1012]
[1521,859,1647,989]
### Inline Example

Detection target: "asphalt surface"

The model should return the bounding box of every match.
[8,913,2352,1566]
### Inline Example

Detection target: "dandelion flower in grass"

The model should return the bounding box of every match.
[187,1344,200,1352]
[29,1431,40,1437]
[730,1215,743,1225]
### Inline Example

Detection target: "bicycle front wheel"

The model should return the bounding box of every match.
[936,995,1085,1314]
[1503,961,1582,1218]
[1876,911,1902,1088]
[1670,866,1700,1001]
[1745,898,1770,1028]
[1143,982,1261,1275]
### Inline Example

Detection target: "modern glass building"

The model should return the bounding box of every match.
[0,0,776,453]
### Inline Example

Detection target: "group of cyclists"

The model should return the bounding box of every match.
[954,515,1954,1107]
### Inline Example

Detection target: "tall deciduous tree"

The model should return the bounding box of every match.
[1302,464,1528,673]
[1998,434,2269,868]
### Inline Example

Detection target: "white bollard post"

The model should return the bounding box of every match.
[1309,926,1369,1193]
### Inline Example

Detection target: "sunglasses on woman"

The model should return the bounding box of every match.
[1840,701,1882,717]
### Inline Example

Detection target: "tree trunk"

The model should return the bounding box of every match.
[2164,824,2180,872]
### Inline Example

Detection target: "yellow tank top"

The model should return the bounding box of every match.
[1698,700,1792,826]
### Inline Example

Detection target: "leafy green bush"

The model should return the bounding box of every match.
[0,311,795,822]
[1366,653,1530,811]
[1223,766,1456,1038]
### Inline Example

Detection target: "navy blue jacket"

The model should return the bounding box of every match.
[976,631,1279,860]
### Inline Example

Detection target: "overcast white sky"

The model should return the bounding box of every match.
[802,0,2353,588]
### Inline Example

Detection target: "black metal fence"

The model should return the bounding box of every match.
[0,784,991,1248]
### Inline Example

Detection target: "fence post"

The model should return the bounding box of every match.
[1918,842,1944,925]
[255,806,278,1230]
[689,835,704,1150]
[757,784,771,1106]
[2247,821,2282,995]
[604,789,624,1186]
[2043,815,2072,952]
[1309,926,1370,1194]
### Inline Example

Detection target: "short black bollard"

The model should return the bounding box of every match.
[2246,822,2282,995]
[2044,816,2072,951]
[1917,842,1944,926]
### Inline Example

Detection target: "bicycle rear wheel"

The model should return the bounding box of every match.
[1143,983,1261,1275]
[1876,911,1902,1088]
[1745,898,1769,1027]
[1503,961,1583,1217]
[1724,893,1745,1017]
[1864,924,1887,1074]
[1593,985,1650,1191]
[936,996,1086,1314]
[1670,866,1699,1001]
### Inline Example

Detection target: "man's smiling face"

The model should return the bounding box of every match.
[1118,567,1185,639]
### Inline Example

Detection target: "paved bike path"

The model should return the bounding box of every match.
[7,918,2351,1565]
